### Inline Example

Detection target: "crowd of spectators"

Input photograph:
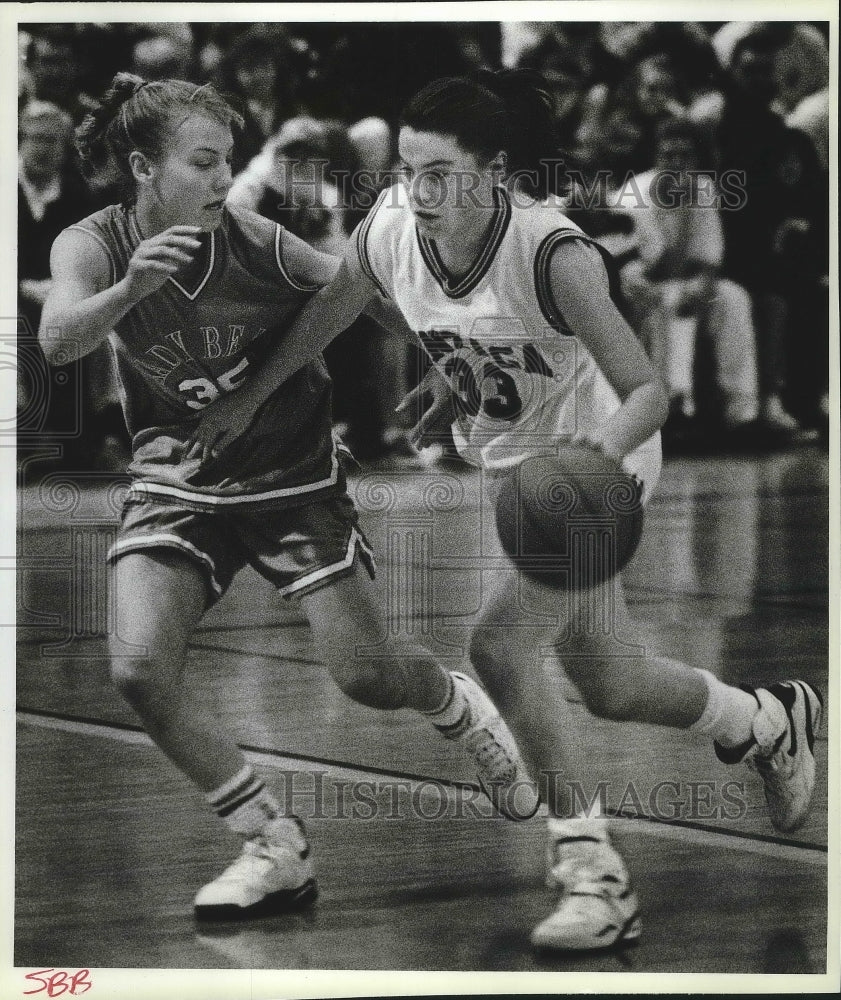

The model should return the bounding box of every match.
[17,20,830,474]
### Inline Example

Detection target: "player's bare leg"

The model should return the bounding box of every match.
[109,550,315,920]
[562,574,823,834]
[467,562,641,950]
[559,573,709,729]
[467,563,586,817]
[298,563,449,712]
[109,550,245,789]
[299,562,538,819]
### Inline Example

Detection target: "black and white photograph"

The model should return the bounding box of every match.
[4,2,838,996]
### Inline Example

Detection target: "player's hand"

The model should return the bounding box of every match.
[395,366,455,449]
[570,431,604,452]
[187,390,257,462]
[570,430,623,464]
[123,226,203,301]
[19,277,53,306]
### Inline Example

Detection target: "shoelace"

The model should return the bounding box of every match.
[467,726,516,781]
[549,861,628,898]
[216,838,287,881]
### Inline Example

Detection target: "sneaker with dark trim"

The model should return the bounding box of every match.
[531,818,641,951]
[194,816,317,921]
[437,672,540,821]
[715,680,823,833]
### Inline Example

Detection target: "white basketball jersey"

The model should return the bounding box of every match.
[356,183,660,486]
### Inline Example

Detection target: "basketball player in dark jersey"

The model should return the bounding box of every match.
[38,74,537,922]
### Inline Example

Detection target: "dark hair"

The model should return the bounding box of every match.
[730,23,790,64]
[518,39,586,82]
[22,24,78,62]
[225,24,293,70]
[75,72,243,201]
[629,23,722,91]
[399,70,568,199]
[220,25,300,106]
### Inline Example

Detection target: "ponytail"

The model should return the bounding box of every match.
[399,71,568,200]
[75,73,147,187]
[75,72,243,202]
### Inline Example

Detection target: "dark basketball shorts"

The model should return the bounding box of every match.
[106,493,376,605]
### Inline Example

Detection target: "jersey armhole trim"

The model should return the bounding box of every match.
[534,230,615,336]
[355,189,391,298]
[64,224,118,287]
[275,225,320,292]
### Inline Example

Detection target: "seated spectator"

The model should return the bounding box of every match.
[712,25,825,432]
[18,100,126,472]
[131,25,196,81]
[614,118,761,443]
[18,102,94,331]
[637,23,723,106]
[20,25,97,123]
[347,116,393,178]
[787,86,829,173]
[516,38,591,151]
[219,25,305,171]
[227,116,349,255]
[574,23,724,182]
[596,22,657,64]
[575,49,689,179]
[711,21,829,117]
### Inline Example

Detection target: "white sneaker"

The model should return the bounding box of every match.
[715,680,823,832]
[439,672,540,821]
[531,818,641,951]
[194,816,317,921]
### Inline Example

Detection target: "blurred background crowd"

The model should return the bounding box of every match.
[17,20,831,474]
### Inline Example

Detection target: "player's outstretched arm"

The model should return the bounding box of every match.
[363,294,417,342]
[548,240,668,461]
[190,242,380,457]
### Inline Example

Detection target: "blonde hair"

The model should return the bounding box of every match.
[75,72,243,199]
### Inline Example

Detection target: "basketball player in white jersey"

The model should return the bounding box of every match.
[38,73,538,924]
[192,72,823,950]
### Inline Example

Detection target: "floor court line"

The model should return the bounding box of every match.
[13,587,827,652]
[189,641,324,667]
[17,709,827,867]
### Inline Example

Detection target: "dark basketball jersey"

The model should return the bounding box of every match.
[66,203,344,510]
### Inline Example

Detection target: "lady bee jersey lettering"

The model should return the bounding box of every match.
[66,204,344,509]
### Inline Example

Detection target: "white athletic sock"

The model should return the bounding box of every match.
[548,815,608,837]
[206,765,281,838]
[546,814,611,881]
[422,672,469,731]
[689,669,760,748]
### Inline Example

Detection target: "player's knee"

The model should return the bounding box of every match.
[110,655,175,713]
[326,654,408,710]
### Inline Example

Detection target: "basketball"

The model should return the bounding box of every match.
[494,446,645,589]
